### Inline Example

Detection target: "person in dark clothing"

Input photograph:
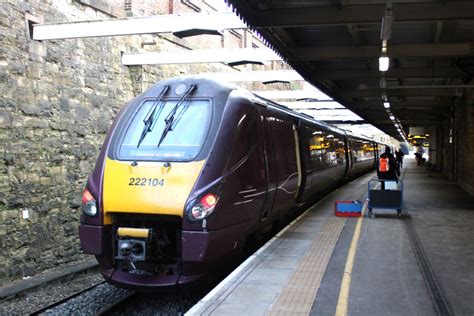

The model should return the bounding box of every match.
[395,149,404,168]
[376,147,400,189]
[415,152,422,166]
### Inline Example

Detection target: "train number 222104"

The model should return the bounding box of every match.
[128,177,165,187]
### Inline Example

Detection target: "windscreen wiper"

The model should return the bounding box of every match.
[157,84,196,148]
[136,85,169,148]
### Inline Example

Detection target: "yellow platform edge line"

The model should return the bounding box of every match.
[335,201,366,316]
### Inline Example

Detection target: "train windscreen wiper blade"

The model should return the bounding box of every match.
[136,85,170,148]
[157,84,196,148]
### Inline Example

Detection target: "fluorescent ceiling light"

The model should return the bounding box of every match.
[384,102,390,108]
[379,56,389,72]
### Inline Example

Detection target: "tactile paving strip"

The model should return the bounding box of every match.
[267,217,346,315]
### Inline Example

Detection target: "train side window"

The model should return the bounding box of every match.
[352,140,374,161]
[327,135,345,166]
[364,142,376,159]
[307,128,327,169]
[229,116,257,167]
[245,120,257,150]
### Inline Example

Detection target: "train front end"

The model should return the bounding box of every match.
[78,78,232,291]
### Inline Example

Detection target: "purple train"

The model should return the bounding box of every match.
[79,76,384,291]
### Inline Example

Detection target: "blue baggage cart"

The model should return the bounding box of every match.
[367,178,403,218]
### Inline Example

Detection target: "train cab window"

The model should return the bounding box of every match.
[118,99,211,161]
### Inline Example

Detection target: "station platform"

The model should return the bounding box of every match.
[187,159,474,315]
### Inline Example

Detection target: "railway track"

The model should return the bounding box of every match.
[95,291,138,315]
[28,281,139,315]
[0,260,99,302]
[30,281,106,315]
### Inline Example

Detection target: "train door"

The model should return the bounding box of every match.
[347,138,355,177]
[295,121,307,203]
[374,141,380,167]
[263,109,299,218]
[343,134,351,178]
[255,104,277,221]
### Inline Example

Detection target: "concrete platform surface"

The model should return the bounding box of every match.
[187,159,474,315]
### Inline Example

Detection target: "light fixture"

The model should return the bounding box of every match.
[389,114,395,120]
[380,8,393,41]
[227,60,264,67]
[296,98,319,102]
[263,80,291,85]
[379,56,389,72]
[384,101,390,108]
[173,28,223,39]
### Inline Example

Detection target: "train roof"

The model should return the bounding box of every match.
[247,90,379,142]
[146,76,382,144]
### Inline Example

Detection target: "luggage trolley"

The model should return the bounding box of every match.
[367,178,403,218]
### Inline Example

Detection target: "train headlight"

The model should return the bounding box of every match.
[82,189,98,217]
[186,193,218,221]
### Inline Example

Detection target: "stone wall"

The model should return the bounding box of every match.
[0,0,289,285]
[0,0,138,284]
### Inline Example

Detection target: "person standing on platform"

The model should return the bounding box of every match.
[415,145,424,166]
[376,147,400,189]
[395,148,404,168]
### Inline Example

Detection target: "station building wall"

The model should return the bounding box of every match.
[0,0,287,284]
[436,85,474,197]
[454,85,474,195]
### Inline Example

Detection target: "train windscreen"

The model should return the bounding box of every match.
[118,99,212,161]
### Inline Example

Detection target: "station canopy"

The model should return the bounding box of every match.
[225,0,474,141]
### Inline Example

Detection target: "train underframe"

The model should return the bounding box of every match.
[80,213,249,291]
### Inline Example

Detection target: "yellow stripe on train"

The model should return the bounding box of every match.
[102,158,205,224]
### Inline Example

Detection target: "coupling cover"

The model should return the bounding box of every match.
[117,227,150,239]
